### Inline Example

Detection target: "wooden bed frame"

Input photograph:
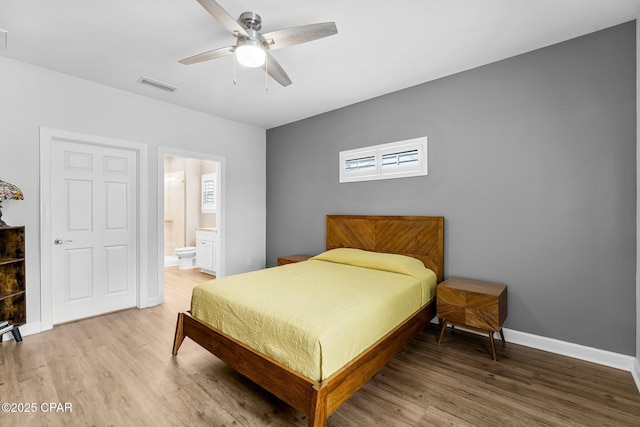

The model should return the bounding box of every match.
[172,215,444,426]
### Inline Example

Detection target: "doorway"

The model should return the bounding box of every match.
[158,149,224,300]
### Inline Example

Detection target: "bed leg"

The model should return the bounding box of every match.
[172,312,185,355]
[308,387,328,427]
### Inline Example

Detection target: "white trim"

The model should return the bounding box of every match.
[158,147,226,302]
[435,320,635,373]
[502,328,634,372]
[39,127,150,331]
[632,358,640,392]
[39,134,52,331]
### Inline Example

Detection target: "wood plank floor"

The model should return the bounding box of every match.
[1,266,639,426]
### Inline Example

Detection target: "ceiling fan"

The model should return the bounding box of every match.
[180,0,338,87]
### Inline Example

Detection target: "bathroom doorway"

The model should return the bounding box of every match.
[159,149,224,301]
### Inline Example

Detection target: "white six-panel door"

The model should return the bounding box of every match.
[50,140,137,324]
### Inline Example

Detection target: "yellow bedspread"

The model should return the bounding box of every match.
[190,248,437,381]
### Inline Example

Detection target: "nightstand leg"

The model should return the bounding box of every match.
[499,328,506,346]
[438,320,447,344]
[489,332,497,361]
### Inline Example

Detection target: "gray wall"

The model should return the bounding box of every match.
[266,22,636,355]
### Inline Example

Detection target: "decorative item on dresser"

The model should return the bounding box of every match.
[0,226,26,343]
[277,254,312,266]
[437,277,508,361]
[0,180,24,227]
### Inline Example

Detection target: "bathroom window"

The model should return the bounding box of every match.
[202,173,216,213]
[339,136,427,183]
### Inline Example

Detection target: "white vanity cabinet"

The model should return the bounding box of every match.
[195,229,216,275]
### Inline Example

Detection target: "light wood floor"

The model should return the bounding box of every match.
[1,267,639,426]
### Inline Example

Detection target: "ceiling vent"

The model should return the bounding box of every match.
[137,76,178,92]
[0,30,7,50]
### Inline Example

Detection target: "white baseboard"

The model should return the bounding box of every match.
[632,358,640,392]
[502,328,635,372]
[433,320,635,374]
[139,296,164,309]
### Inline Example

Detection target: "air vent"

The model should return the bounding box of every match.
[137,76,178,92]
[0,30,7,50]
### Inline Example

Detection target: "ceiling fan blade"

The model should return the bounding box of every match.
[195,0,248,37]
[263,51,292,87]
[262,22,337,50]
[179,45,234,65]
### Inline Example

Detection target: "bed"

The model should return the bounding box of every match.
[172,215,444,426]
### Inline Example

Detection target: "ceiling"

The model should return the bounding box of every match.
[1,0,639,129]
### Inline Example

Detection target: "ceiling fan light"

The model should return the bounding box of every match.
[236,44,266,68]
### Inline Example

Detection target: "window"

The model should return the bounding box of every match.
[382,149,419,167]
[339,137,427,183]
[201,173,216,213]
[345,155,376,172]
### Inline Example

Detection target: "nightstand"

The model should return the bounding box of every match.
[277,254,312,266]
[437,277,508,361]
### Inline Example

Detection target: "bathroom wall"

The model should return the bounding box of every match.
[163,170,185,256]
[164,155,218,254]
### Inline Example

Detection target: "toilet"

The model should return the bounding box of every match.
[174,246,197,269]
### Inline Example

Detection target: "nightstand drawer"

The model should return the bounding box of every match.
[436,302,466,325]
[467,307,501,331]
[437,278,507,332]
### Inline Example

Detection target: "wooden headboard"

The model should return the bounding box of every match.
[326,215,445,283]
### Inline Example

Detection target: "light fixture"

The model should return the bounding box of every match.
[0,180,23,227]
[235,39,266,68]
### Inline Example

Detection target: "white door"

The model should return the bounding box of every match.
[50,140,138,324]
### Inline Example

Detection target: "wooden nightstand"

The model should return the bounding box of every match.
[437,277,508,361]
[277,254,312,266]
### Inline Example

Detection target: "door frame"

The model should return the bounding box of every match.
[158,147,226,296]
[40,127,149,331]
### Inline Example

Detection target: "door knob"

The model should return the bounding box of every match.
[54,239,73,245]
